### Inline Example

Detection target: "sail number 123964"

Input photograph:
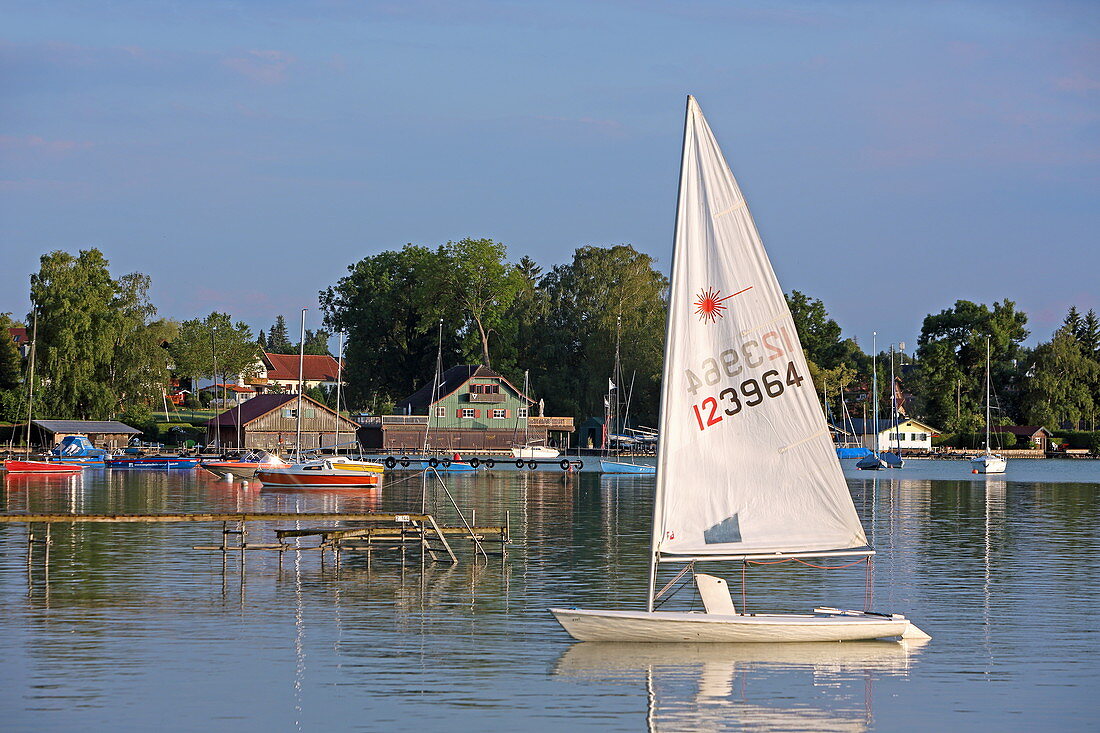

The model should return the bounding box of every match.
[689,361,805,431]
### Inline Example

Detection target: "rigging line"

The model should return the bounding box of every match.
[746,556,869,571]
[653,560,695,600]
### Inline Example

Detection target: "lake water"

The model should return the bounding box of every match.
[2,459,1097,731]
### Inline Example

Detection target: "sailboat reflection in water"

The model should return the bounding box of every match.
[551,96,928,643]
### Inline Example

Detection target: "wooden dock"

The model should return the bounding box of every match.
[3,512,510,567]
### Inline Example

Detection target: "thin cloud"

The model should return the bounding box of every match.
[222,50,296,85]
[0,135,93,155]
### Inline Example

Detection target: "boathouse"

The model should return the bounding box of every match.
[993,425,1053,451]
[847,417,938,453]
[205,393,360,452]
[358,365,574,453]
[30,420,143,450]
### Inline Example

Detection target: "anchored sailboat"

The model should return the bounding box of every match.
[550,96,928,643]
[971,337,1006,474]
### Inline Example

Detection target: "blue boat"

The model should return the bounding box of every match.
[47,435,111,465]
[105,456,201,469]
[599,459,655,475]
[836,446,872,459]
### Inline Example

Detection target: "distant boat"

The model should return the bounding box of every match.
[511,370,560,460]
[598,459,655,475]
[105,456,201,469]
[256,456,385,488]
[551,96,927,643]
[46,435,112,464]
[1,460,84,474]
[202,449,288,479]
[972,337,1007,475]
[856,333,888,471]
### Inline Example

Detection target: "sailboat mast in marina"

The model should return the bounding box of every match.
[551,96,928,642]
[971,336,1007,474]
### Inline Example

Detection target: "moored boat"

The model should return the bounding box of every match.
[2,459,85,474]
[255,456,385,488]
[599,459,655,475]
[202,449,288,479]
[105,455,201,469]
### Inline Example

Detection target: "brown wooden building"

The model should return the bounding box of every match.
[358,365,574,453]
[31,420,143,450]
[206,394,359,452]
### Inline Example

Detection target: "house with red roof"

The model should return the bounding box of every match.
[8,327,29,358]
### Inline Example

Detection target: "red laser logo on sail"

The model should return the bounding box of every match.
[694,286,752,323]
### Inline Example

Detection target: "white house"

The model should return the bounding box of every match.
[848,418,938,453]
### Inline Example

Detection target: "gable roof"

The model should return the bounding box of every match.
[845,418,938,435]
[32,419,143,435]
[993,425,1052,437]
[396,365,534,412]
[8,327,27,343]
[200,383,256,394]
[206,393,359,429]
[262,352,342,382]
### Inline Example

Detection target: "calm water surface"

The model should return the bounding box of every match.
[2,459,1098,731]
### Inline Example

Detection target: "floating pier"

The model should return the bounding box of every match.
[4,512,510,569]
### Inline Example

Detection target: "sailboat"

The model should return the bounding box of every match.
[855,334,888,470]
[550,96,928,643]
[255,309,384,489]
[511,370,560,460]
[971,337,1006,474]
[880,344,904,469]
[601,316,655,475]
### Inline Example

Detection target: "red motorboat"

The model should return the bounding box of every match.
[1,460,85,474]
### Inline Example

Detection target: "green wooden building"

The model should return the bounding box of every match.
[358,365,574,453]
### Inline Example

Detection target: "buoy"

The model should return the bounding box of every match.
[453,452,462,461]
[241,480,250,488]
[223,472,234,481]
[972,469,978,474]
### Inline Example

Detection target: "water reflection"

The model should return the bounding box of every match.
[556,640,926,732]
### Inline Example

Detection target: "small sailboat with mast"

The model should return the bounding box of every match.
[971,337,1006,474]
[551,96,928,643]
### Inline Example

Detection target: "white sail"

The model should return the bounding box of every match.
[651,97,868,560]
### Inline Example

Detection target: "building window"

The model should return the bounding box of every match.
[918,433,927,441]
[461,408,475,418]
[492,409,506,419]
[888,432,899,441]
[435,406,446,418]
[518,407,528,418]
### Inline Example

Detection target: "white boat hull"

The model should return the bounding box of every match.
[550,607,915,643]
[512,445,560,459]
[971,454,1007,474]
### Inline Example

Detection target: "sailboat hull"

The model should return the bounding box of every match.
[550,607,912,643]
[971,454,1007,474]
[599,460,656,475]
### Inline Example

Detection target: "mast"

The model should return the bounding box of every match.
[890,344,899,455]
[647,95,693,613]
[871,332,878,455]
[24,310,37,453]
[211,324,219,450]
[423,319,442,454]
[295,308,306,461]
[990,336,998,451]
[335,331,344,456]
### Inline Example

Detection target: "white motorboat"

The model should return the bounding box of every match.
[550,96,928,644]
[255,456,384,488]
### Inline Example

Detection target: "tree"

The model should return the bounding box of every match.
[31,249,124,419]
[258,329,267,349]
[0,313,22,392]
[431,238,525,368]
[533,245,668,426]
[168,313,260,388]
[266,315,293,353]
[107,274,173,410]
[910,299,1028,430]
[1080,309,1100,355]
[1020,328,1098,428]
[321,244,464,410]
[301,329,331,356]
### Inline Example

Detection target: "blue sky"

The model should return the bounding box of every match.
[2,1,1097,350]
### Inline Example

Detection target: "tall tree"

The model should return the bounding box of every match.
[910,299,1028,431]
[0,313,22,392]
[30,249,121,418]
[168,313,260,387]
[321,245,463,410]
[431,238,525,368]
[300,329,332,356]
[533,245,668,426]
[266,315,294,353]
[1021,328,1098,428]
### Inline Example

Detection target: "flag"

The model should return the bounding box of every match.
[608,378,617,391]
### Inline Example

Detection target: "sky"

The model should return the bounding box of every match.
[2,0,1097,352]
